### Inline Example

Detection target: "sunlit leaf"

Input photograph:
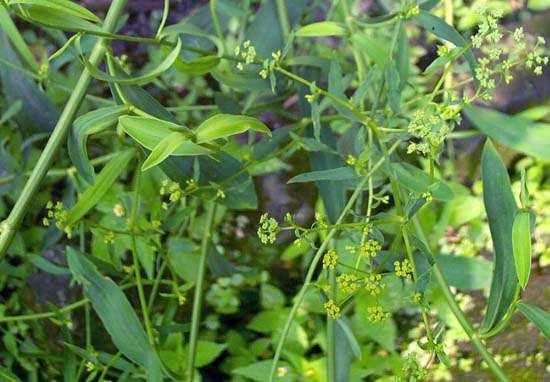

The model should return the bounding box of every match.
[296,21,348,37]
[517,301,550,340]
[512,211,532,289]
[195,114,270,143]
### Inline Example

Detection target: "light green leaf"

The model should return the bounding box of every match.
[142,131,195,171]
[517,301,550,340]
[183,341,226,368]
[21,5,103,33]
[68,106,128,184]
[66,248,164,380]
[10,0,100,23]
[195,114,270,143]
[391,162,454,201]
[287,167,357,184]
[296,21,348,37]
[512,211,532,289]
[464,105,550,161]
[119,116,181,149]
[174,55,220,75]
[233,360,292,382]
[480,140,519,333]
[80,38,181,86]
[67,149,135,226]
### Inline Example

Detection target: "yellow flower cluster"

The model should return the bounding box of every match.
[103,231,115,245]
[324,299,340,320]
[367,306,390,322]
[338,273,360,294]
[322,250,338,269]
[364,274,384,295]
[234,40,256,71]
[422,192,433,203]
[394,259,413,279]
[360,239,381,257]
[43,201,72,237]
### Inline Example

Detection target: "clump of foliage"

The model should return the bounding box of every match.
[0,0,548,381]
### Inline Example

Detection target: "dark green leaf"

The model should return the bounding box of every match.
[480,140,519,333]
[391,162,454,201]
[66,248,164,380]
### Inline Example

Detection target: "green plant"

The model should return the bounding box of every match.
[0,0,548,381]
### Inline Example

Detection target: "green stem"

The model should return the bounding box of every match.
[155,0,170,38]
[0,0,128,257]
[210,0,225,53]
[129,161,155,345]
[268,142,399,382]
[275,0,290,39]
[187,201,216,382]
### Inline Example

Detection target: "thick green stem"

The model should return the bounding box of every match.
[275,0,290,39]
[0,0,128,257]
[187,201,216,381]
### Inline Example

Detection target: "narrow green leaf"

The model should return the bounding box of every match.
[142,132,190,171]
[195,114,270,143]
[517,301,550,340]
[68,105,128,184]
[0,7,39,71]
[391,162,454,201]
[512,211,532,289]
[80,38,181,85]
[212,70,270,92]
[174,55,220,75]
[465,105,550,161]
[67,149,135,226]
[287,167,357,184]
[296,21,348,37]
[10,0,101,23]
[66,248,164,380]
[480,140,519,333]
[336,318,361,360]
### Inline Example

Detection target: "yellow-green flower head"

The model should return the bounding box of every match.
[338,273,360,294]
[367,305,390,322]
[322,249,338,269]
[360,239,381,257]
[364,273,385,295]
[257,213,278,244]
[324,299,341,319]
[394,259,413,279]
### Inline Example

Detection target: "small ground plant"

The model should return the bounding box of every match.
[0,0,548,381]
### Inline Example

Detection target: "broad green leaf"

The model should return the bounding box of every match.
[465,105,550,161]
[29,254,70,276]
[66,248,164,380]
[391,162,454,201]
[517,301,550,340]
[412,10,476,78]
[68,106,128,184]
[0,7,38,71]
[183,341,226,368]
[67,149,135,225]
[10,0,100,23]
[22,5,103,33]
[296,21,348,37]
[336,318,361,360]
[195,114,270,143]
[512,211,532,289]
[80,39,182,86]
[287,167,357,184]
[142,131,210,171]
[480,140,519,333]
[350,33,389,67]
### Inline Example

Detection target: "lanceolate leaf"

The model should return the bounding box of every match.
[10,0,101,23]
[21,6,103,33]
[296,21,348,37]
[512,211,532,289]
[67,149,135,226]
[287,167,357,184]
[68,106,128,184]
[480,140,519,333]
[195,114,271,143]
[517,301,550,340]
[66,248,164,380]
[80,39,182,86]
[391,162,454,201]
[118,116,184,150]
[0,7,39,71]
[465,105,550,161]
